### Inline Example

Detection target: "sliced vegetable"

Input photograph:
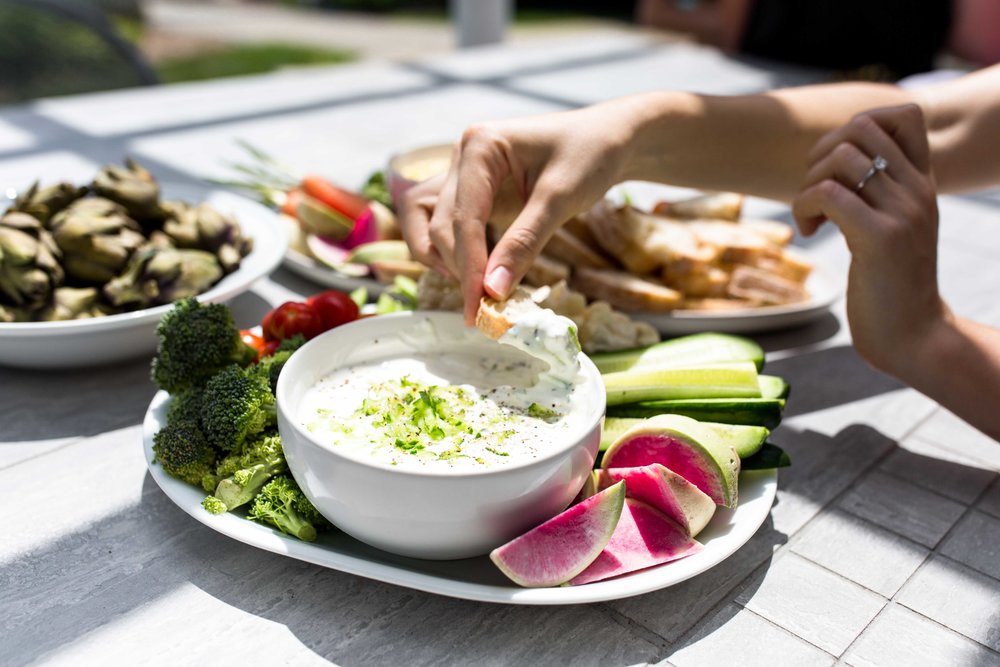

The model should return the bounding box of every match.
[590,333,765,374]
[301,175,369,221]
[606,397,785,429]
[601,417,768,458]
[758,374,790,399]
[296,194,355,240]
[240,329,267,359]
[603,361,761,406]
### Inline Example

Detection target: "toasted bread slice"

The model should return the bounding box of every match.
[416,270,463,312]
[475,287,541,340]
[662,263,731,298]
[727,265,810,305]
[543,227,614,269]
[370,258,427,283]
[643,214,717,273]
[582,201,661,274]
[740,218,794,246]
[578,301,660,352]
[682,220,771,265]
[653,192,744,221]
[679,297,763,311]
[752,246,813,284]
[523,253,571,287]
[572,267,682,312]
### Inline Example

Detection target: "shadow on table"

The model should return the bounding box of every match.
[3,423,997,666]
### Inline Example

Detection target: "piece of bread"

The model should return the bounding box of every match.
[571,266,682,312]
[740,218,794,246]
[370,258,427,283]
[679,297,763,311]
[682,220,771,265]
[582,201,661,275]
[543,227,614,269]
[416,270,463,312]
[476,287,542,340]
[726,265,810,305]
[662,263,731,298]
[653,192,744,221]
[523,253,571,287]
[752,246,813,284]
[643,214,717,273]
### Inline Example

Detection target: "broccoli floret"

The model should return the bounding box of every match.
[200,364,276,452]
[254,334,305,394]
[248,475,323,542]
[202,495,228,515]
[151,298,258,394]
[209,435,287,512]
[152,419,217,490]
[166,386,206,428]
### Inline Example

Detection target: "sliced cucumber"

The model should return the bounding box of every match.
[758,374,790,399]
[600,416,768,457]
[741,443,791,469]
[606,397,785,429]
[603,361,761,406]
[590,332,765,374]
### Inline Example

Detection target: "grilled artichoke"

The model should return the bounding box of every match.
[0,211,64,309]
[103,244,223,308]
[11,181,88,224]
[162,201,253,273]
[91,158,163,226]
[34,287,111,321]
[49,198,147,284]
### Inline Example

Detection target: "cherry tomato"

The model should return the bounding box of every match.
[262,301,325,341]
[240,329,267,359]
[306,290,359,331]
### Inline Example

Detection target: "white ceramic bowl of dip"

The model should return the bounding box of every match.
[276,311,605,560]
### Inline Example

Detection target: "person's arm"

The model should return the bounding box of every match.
[792,104,1000,441]
[399,65,1000,320]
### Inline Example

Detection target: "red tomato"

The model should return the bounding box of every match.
[240,329,267,358]
[306,290,359,331]
[301,175,369,221]
[262,301,325,341]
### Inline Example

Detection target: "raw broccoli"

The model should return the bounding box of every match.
[200,364,276,452]
[254,334,305,394]
[151,297,258,394]
[248,475,325,542]
[205,435,287,513]
[166,386,206,428]
[152,419,218,491]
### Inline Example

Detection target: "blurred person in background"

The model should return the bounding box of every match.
[636,0,1000,79]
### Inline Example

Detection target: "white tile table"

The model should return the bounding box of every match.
[1,33,998,667]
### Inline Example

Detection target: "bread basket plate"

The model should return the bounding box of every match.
[0,184,286,369]
[143,389,777,605]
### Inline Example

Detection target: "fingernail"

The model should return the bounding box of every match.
[484,266,513,298]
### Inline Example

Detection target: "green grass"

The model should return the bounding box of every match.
[157,43,355,84]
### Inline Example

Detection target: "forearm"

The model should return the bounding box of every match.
[619,83,915,201]
[903,313,1000,442]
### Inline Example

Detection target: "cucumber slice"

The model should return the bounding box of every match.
[603,361,761,406]
[590,333,765,374]
[606,398,785,429]
[758,375,790,399]
[600,417,768,457]
[741,443,791,469]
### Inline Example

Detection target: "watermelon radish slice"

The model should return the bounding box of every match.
[568,498,702,586]
[490,481,625,588]
[598,464,716,537]
[602,414,740,508]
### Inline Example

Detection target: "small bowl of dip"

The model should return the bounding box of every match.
[276,310,605,560]
[386,142,453,209]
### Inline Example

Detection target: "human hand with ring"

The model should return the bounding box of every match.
[792,104,948,379]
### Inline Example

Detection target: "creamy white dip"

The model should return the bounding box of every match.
[297,312,589,471]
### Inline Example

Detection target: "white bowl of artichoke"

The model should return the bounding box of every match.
[0,160,286,369]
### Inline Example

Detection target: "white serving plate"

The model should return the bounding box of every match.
[633,265,840,336]
[282,246,387,296]
[143,391,777,605]
[0,185,286,368]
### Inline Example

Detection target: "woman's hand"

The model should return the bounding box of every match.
[397,103,636,323]
[792,104,949,377]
